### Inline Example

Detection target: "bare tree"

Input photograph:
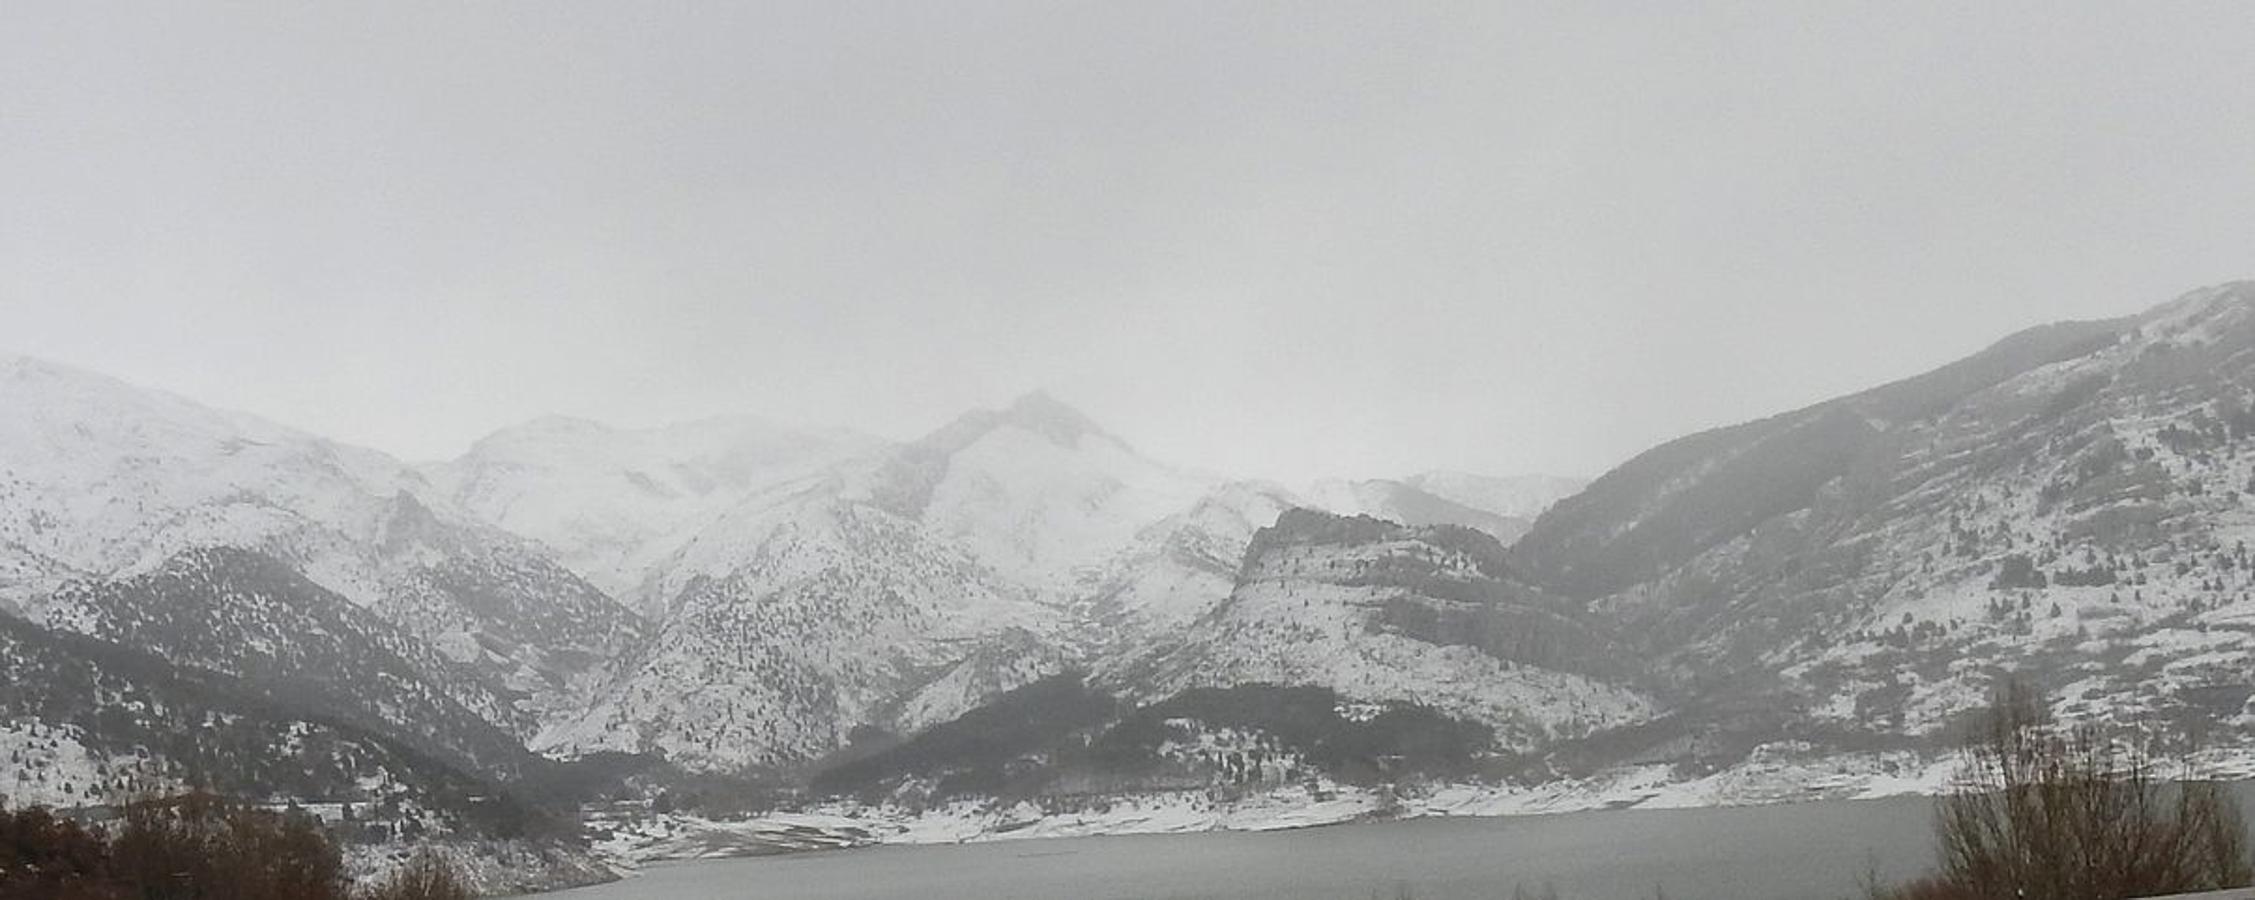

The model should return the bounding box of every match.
[357,848,475,900]
[1883,681,2253,899]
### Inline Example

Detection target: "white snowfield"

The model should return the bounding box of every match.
[0,354,440,609]
[0,355,642,739]
[424,414,881,611]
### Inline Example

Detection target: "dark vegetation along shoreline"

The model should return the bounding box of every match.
[1359,683,2255,900]
[809,677,1495,806]
[0,792,473,900]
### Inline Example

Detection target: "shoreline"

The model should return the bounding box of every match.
[556,740,2255,891]
[581,744,1966,871]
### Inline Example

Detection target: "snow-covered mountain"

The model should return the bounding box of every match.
[536,496,1057,769]
[1078,480,1304,649]
[535,393,1214,768]
[523,387,1615,770]
[20,279,2255,850]
[42,547,536,778]
[1120,509,1654,751]
[1515,282,2255,748]
[424,415,879,612]
[0,355,643,737]
[0,610,552,847]
[855,391,1223,591]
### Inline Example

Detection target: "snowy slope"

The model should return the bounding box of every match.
[0,610,592,882]
[1080,482,1302,638]
[0,354,427,604]
[425,415,879,610]
[41,547,537,777]
[1123,509,1655,751]
[538,395,1224,767]
[542,395,1253,767]
[537,496,1060,768]
[0,358,1644,778]
[1513,282,2255,749]
[867,392,1222,590]
[0,355,643,735]
[530,391,1620,770]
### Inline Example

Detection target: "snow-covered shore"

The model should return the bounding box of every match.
[583,743,1988,874]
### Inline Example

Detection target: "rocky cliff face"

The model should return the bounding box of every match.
[1122,508,1655,752]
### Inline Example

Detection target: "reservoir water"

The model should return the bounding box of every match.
[550,796,1944,900]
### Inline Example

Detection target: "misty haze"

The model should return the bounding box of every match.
[6,3,2255,900]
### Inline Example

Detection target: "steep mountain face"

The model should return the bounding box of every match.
[0,612,549,841]
[537,498,1056,769]
[1078,481,1303,650]
[1122,509,1655,751]
[1516,283,2255,741]
[539,394,1241,769]
[424,415,878,610]
[1514,313,2132,601]
[0,356,644,736]
[857,391,1221,591]
[42,548,537,779]
[374,548,646,731]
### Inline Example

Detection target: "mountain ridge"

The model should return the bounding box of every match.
[14,281,2255,850]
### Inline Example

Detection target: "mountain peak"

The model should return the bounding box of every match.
[482,414,617,442]
[920,391,1122,454]
[1000,390,1109,444]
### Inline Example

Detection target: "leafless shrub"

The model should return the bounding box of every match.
[1869,681,2253,900]
[109,792,345,900]
[3,793,480,899]
[357,848,475,900]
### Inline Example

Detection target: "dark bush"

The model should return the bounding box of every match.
[105,793,343,900]
[0,794,475,899]
[1988,554,2046,590]
[0,801,121,899]
[811,673,1116,797]
[358,849,474,900]
[1091,685,1493,783]
[1867,682,2254,900]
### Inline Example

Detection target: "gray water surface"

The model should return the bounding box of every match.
[551,798,1943,900]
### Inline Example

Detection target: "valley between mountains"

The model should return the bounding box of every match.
[8,283,2255,889]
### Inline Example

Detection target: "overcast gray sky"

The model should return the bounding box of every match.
[4,3,2252,480]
